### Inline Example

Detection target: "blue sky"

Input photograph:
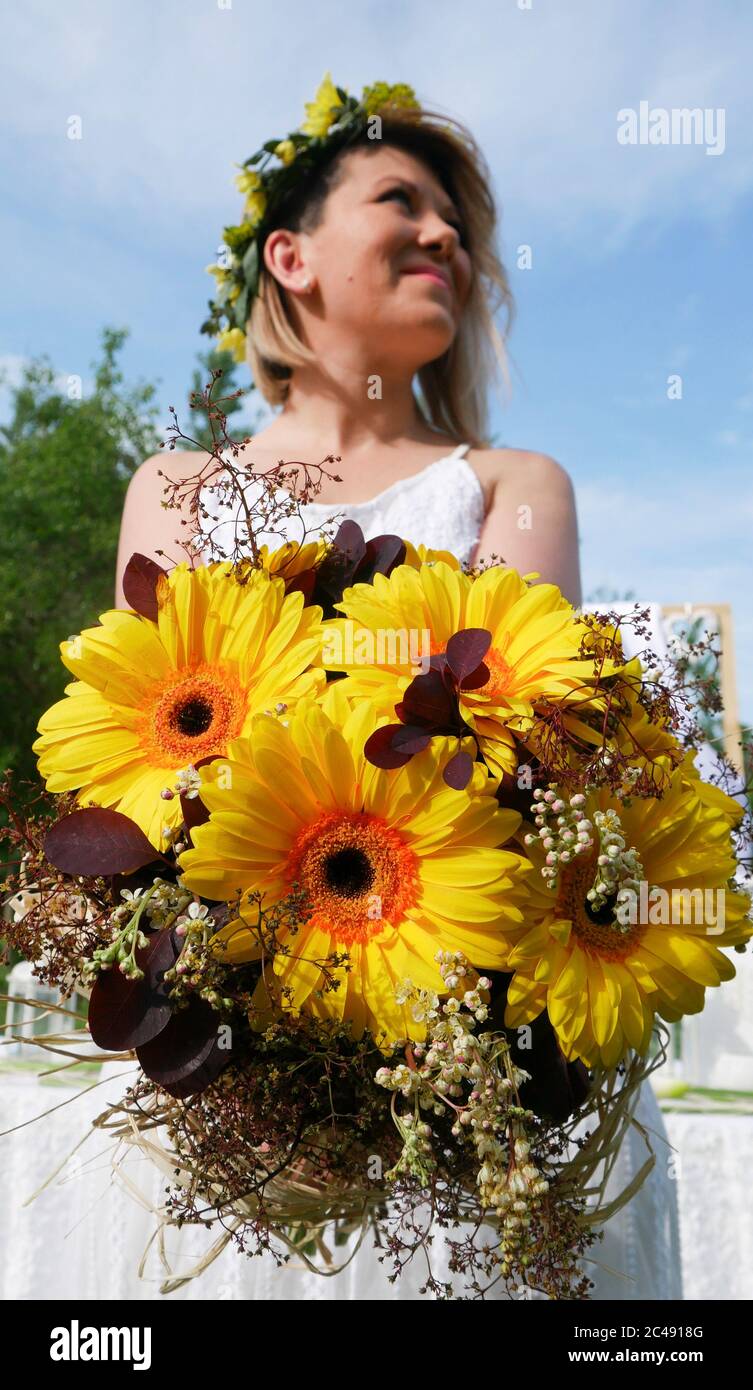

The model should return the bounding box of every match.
[2,0,752,721]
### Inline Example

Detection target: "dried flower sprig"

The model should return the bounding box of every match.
[375,951,562,1279]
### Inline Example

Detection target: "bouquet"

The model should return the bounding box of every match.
[3,399,752,1300]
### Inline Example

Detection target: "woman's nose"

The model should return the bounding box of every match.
[420,214,460,258]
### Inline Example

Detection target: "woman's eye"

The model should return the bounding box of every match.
[379,187,467,245]
[381,187,412,207]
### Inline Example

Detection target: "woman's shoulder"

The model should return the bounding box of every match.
[115,449,217,607]
[465,446,574,511]
[131,447,215,485]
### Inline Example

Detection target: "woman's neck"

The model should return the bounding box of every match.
[260,360,443,457]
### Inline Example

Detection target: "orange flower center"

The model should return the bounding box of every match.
[136,662,248,766]
[477,632,515,701]
[285,811,420,946]
[555,844,644,961]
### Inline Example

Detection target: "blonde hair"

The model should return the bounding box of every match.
[245,106,514,448]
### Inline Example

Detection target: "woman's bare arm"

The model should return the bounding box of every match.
[114,449,211,609]
[470,450,583,607]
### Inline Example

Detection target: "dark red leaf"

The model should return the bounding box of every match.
[155,1033,232,1099]
[122,552,168,623]
[460,661,490,691]
[446,628,492,682]
[360,534,406,582]
[391,725,433,756]
[180,791,210,837]
[364,725,413,769]
[314,522,367,613]
[443,750,474,790]
[136,996,230,1096]
[88,928,182,1051]
[400,668,455,727]
[44,808,162,876]
[332,519,368,570]
[284,568,317,603]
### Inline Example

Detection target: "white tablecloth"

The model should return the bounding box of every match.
[1,1061,751,1301]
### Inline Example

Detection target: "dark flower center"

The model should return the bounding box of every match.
[173,696,214,737]
[325,847,375,898]
[584,890,619,927]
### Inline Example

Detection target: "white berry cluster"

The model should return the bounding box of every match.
[375,951,548,1226]
[586,808,645,919]
[159,763,203,804]
[524,786,595,888]
[110,877,193,930]
[82,877,198,984]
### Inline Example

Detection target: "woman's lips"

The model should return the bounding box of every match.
[402,269,451,292]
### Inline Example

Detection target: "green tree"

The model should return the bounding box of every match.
[0,327,161,812]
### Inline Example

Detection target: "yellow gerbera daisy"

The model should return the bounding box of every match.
[257,538,328,580]
[177,684,532,1048]
[402,541,461,570]
[323,560,619,778]
[33,562,326,850]
[502,765,752,1068]
[525,653,685,793]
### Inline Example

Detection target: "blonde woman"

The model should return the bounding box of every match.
[115,93,681,1301]
[115,113,580,603]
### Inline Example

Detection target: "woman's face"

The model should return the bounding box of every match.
[267,144,473,371]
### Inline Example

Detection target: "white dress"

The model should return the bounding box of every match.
[184,439,684,1301]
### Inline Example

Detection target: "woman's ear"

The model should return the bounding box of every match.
[263,227,311,295]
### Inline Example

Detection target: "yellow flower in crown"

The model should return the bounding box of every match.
[217,327,246,362]
[502,761,752,1069]
[234,167,267,227]
[205,262,232,286]
[361,81,420,116]
[301,71,345,137]
[322,560,620,780]
[234,167,263,197]
[33,563,326,851]
[274,139,296,166]
[177,683,532,1049]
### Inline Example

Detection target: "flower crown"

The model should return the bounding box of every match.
[201,72,422,363]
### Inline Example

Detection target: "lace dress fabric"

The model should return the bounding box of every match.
[196,441,486,565]
[189,440,685,1300]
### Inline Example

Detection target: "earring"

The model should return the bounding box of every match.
[302,277,313,291]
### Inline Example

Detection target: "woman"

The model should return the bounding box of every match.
[115,106,580,604]
[114,85,681,1301]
